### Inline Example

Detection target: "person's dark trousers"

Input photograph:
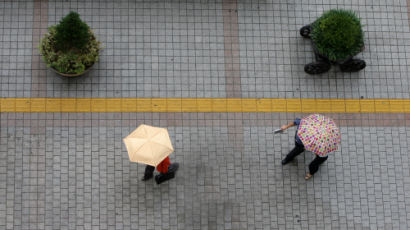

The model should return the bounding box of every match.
[308,156,328,175]
[282,141,305,164]
[142,165,155,181]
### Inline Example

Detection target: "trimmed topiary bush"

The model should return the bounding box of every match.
[39,11,101,75]
[54,12,91,52]
[311,9,364,62]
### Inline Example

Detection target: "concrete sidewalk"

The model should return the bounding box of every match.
[1,0,410,229]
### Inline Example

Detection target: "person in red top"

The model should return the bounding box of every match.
[156,156,171,173]
[142,156,179,184]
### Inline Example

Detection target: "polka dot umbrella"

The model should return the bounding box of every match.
[296,114,341,156]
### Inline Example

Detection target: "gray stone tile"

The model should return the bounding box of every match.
[2,0,410,229]
[237,0,410,99]
[35,0,226,98]
[2,124,410,229]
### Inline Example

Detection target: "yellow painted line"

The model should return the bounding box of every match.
[390,100,404,113]
[106,98,122,112]
[1,98,410,113]
[46,98,61,112]
[227,98,242,112]
[121,98,137,112]
[91,98,106,112]
[197,98,211,112]
[316,99,331,113]
[241,99,256,112]
[61,99,76,112]
[286,99,301,112]
[151,98,167,112]
[256,99,271,112]
[359,99,375,113]
[15,98,31,112]
[272,99,287,112]
[181,99,197,112]
[374,100,390,113]
[345,99,361,113]
[404,101,410,113]
[301,99,317,113]
[76,98,91,112]
[212,99,227,112]
[31,98,46,112]
[1,98,16,111]
[331,99,346,113]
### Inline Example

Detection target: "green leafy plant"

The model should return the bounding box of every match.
[311,9,364,61]
[39,12,101,74]
[55,12,90,52]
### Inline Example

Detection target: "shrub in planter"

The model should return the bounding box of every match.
[300,9,366,74]
[39,12,101,76]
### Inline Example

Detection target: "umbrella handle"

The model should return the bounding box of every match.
[274,129,284,134]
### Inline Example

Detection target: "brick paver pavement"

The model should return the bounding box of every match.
[1,0,410,229]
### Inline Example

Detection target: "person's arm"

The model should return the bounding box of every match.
[281,121,295,130]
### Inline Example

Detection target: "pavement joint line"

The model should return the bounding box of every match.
[222,0,241,98]
[1,98,410,113]
[31,0,48,97]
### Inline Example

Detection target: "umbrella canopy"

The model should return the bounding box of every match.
[297,114,341,156]
[123,124,174,166]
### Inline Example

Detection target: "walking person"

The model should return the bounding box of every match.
[123,124,179,185]
[280,114,340,180]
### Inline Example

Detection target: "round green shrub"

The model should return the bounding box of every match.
[39,12,101,74]
[55,12,91,52]
[311,9,364,61]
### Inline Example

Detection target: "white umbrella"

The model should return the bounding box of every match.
[123,124,174,166]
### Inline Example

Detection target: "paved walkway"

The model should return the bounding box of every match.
[1,0,410,229]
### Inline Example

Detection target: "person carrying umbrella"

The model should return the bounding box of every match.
[142,156,179,184]
[280,114,340,180]
[123,124,179,184]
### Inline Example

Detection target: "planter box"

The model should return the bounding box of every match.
[51,65,93,78]
[300,24,366,74]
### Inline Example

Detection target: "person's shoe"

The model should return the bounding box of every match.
[281,159,290,165]
[141,174,153,181]
[168,163,179,173]
[155,172,175,184]
[305,173,313,180]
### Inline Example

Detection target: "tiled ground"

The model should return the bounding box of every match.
[1,120,410,229]
[1,0,410,229]
[1,0,408,98]
[0,1,33,98]
[45,0,227,98]
[237,0,410,99]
